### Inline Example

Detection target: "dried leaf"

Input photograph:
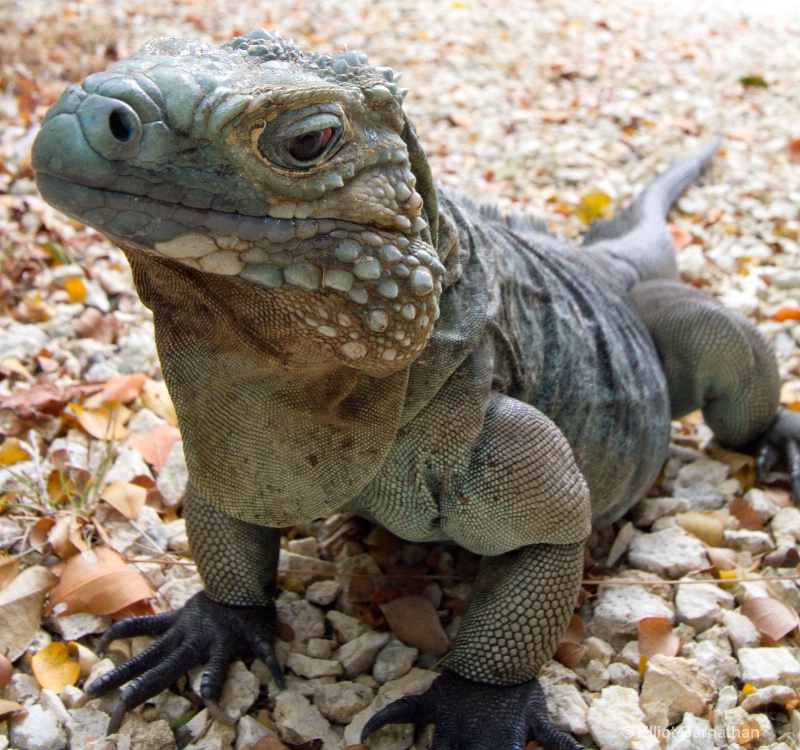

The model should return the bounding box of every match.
[0,699,26,721]
[707,444,756,492]
[84,373,147,409]
[772,307,800,322]
[668,224,693,250]
[140,380,178,426]
[254,740,291,750]
[577,192,612,224]
[0,380,102,419]
[730,498,763,531]
[0,437,32,466]
[0,565,59,661]
[64,278,86,304]
[763,546,800,568]
[29,517,56,553]
[0,556,21,592]
[45,547,154,617]
[638,616,681,658]
[676,511,725,546]
[69,402,130,440]
[790,139,800,165]
[378,594,450,655]
[739,75,769,88]
[127,423,182,473]
[30,641,80,691]
[100,480,147,520]
[706,547,738,571]
[554,614,585,668]
[741,597,800,641]
[47,512,89,559]
[607,521,635,568]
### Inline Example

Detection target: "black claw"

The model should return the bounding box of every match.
[756,443,778,482]
[788,439,800,501]
[361,671,584,750]
[107,694,132,735]
[98,611,179,650]
[200,642,237,702]
[362,692,434,741]
[256,640,285,689]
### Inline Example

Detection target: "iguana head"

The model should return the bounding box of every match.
[32,30,442,374]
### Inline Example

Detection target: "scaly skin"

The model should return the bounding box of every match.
[31,29,799,748]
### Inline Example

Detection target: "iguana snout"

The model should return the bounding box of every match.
[32,30,444,373]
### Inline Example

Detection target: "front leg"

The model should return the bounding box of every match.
[86,484,283,733]
[365,393,591,748]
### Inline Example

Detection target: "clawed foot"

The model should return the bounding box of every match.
[85,591,283,734]
[362,670,583,750]
[754,409,800,502]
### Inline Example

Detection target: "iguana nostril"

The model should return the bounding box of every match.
[108,107,137,143]
[76,94,143,160]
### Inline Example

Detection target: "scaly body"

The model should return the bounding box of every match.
[32,30,799,749]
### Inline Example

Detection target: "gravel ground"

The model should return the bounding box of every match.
[0,0,799,748]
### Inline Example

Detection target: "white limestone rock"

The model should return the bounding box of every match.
[675,581,735,631]
[326,610,365,642]
[155,440,188,507]
[771,507,800,548]
[738,647,800,688]
[628,527,708,578]
[373,639,419,684]
[586,685,660,750]
[664,713,716,750]
[722,609,762,651]
[744,488,782,522]
[336,631,391,678]
[273,690,340,750]
[681,639,739,689]
[234,715,277,750]
[314,680,374,723]
[607,661,641,689]
[639,655,717,725]
[544,682,590,735]
[305,580,342,606]
[219,660,260,720]
[277,595,326,643]
[286,652,344,679]
[8,703,68,750]
[588,583,674,646]
[723,529,775,555]
[741,684,798,712]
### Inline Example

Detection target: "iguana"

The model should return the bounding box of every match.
[31,29,800,749]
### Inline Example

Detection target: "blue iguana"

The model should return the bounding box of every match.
[31,30,800,749]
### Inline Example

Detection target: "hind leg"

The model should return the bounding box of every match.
[629,279,799,498]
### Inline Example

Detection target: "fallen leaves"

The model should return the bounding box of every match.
[577,191,612,224]
[0,565,59,661]
[638,617,681,659]
[30,641,80,691]
[128,423,182,472]
[554,614,585,668]
[378,594,450,655]
[790,139,800,165]
[45,547,154,618]
[676,511,725,546]
[0,437,32,466]
[0,699,26,721]
[99,479,148,520]
[741,597,800,642]
[772,307,800,322]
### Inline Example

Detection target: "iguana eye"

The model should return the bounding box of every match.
[257,110,343,170]
[286,127,334,162]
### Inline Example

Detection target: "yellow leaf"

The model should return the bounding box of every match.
[30,642,80,692]
[0,438,32,466]
[69,402,130,440]
[741,683,757,695]
[676,511,725,546]
[64,278,86,304]
[100,480,147,520]
[140,380,178,426]
[638,654,648,678]
[577,192,612,224]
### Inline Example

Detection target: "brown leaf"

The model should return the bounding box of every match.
[0,379,103,419]
[254,740,291,750]
[789,139,800,165]
[741,597,800,641]
[706,547,738,571]
[0,556,22,592]
[379,594,450,655]
[668,224,693,250]
[676,511,726,546]
[100,480,147,520]
[708,444,756,492]
[607,521,635,568]
[0,565,59,661]
[140,380,178,426]
[0,699,27,721]
[127,423,182,472]
[763,546,800,568]
[730,498,763,531]
[84,373,147,408]
[638,617,681,658]
[47,512,89,559]
[554,641,585,669]
[45,547,154,617]
[29,517,56,553]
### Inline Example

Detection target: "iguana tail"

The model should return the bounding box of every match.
[582,135,723,287]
